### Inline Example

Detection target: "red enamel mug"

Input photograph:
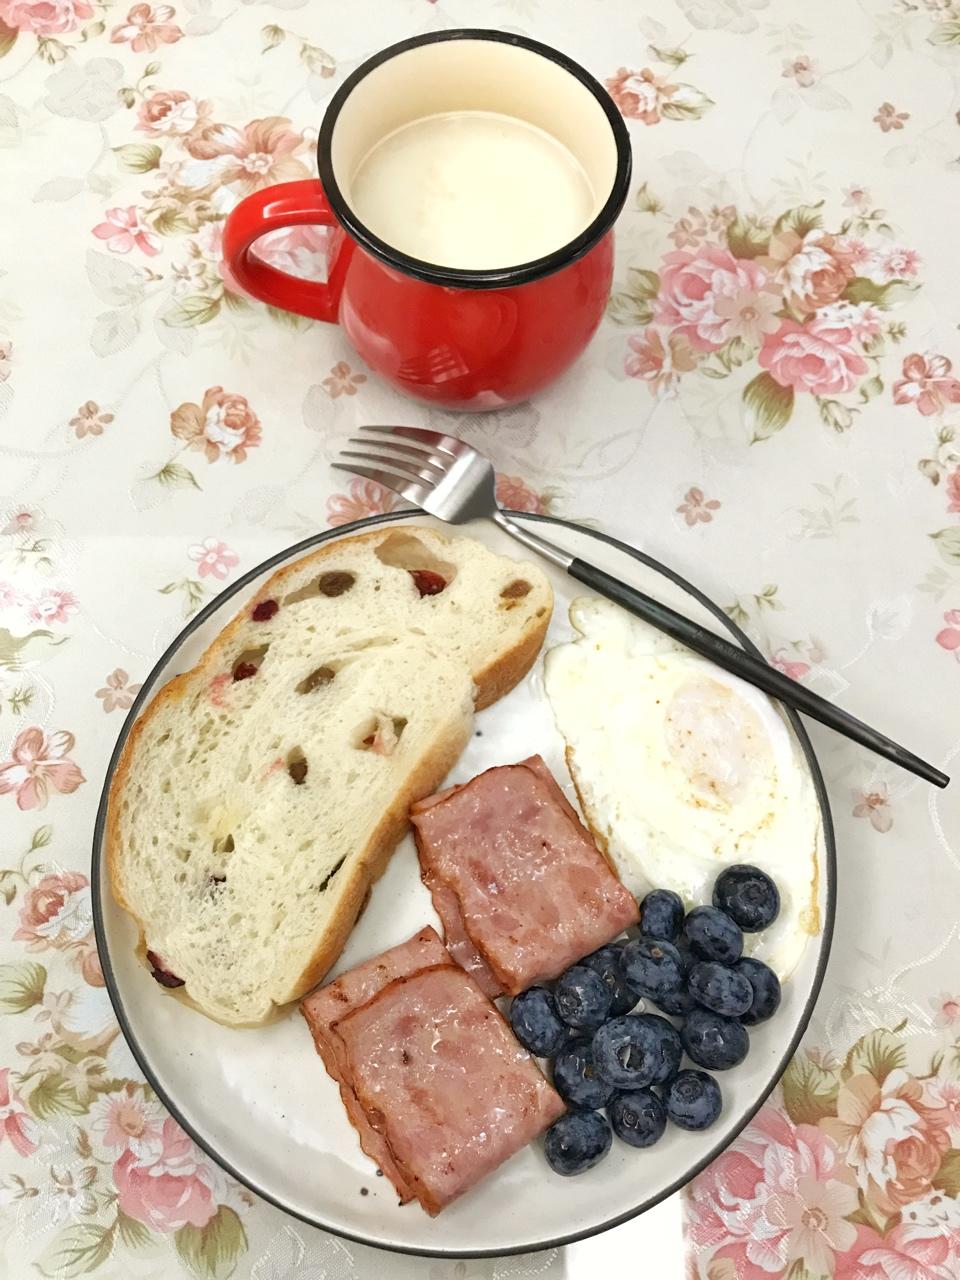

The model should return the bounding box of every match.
[223,29,631,410]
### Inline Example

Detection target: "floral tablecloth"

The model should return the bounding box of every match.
[2,0,960,1275]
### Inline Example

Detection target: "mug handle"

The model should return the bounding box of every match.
[222,179,350,324]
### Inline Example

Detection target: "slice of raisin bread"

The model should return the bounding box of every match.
[108,525,552,1026]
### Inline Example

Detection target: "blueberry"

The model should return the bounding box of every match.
[620,938,686,1005]
[652,943,694,1015]
[683,906,743,965]
[638,889,684,942]
[655,987,694,1017]
[592,1013,681,1089]
[554,965,613,1031]
[509,987,568,1057]
[713,865,780,932]
[640,1013,683,1084]
[608,1089,666,1148]
[734,957,782,1025]
[582,943,637,1016]
[681,1007,749,1070]
[665,1070,723,1131]
[688,961,753,1018]
[592,1016,655,1089]
[553,1038,617,1110]
[543,1111,612,1176]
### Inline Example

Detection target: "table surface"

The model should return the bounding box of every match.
[2,0,960,1275]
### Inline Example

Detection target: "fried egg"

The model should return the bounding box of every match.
[544,597,821,979]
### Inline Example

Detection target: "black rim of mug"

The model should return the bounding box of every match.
[314,28,633,289]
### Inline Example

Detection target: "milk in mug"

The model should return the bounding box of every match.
[348,110,598,270]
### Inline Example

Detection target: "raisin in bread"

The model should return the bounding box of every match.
[108,526,552,1026]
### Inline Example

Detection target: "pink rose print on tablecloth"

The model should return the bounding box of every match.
[874,102,910,132]
[326,477,399,526]
[0,1068,38,1158]
[0,580,22,612]
[765,228,856,314]
[822,1068,950,1213]
[192,221,238,291]
[170,386,261,463]
[841,1222,959,1279]
[114,1117,219,1232]
[655,245,782,352]
[188,537,238,580]
[936,609,960,660]
[677,487,721,526]
[322,361,366,397]
[1,507,39,535]
[606,67,673,124]
[816,300,882,343]
[686,1024,960,1279]
[25,587,77,625]
[852,782,894,832]
[181,117,310,196]
[686,1107,859,1276]
[836,234,876,275]
[611,197,922,440]
[95,668,142,712]
[166,222,242,301]
[669,212,706,251]
[782,54,816,87]
[90,1085,165,1162]
[0,0,91,36]
[894,354,960,416]
[668,205,735,251]
[946,470,960,513]
[605,65,713,125]
[923,1078,960,1142]
[322,474,552,525]
[12,866,102,986]
[70,400,114,439]
[495,474,551,514]
[109,3,183,52]
[844,185,871,209]
[771,649,811,680]
[875,246,921,283]
[625,327,699,396]
[930,993,960,1030]
[92,206,160,257]
[136,89,208,137]
[0,727,85,810]
[760,316,868,396]
[14,868,91,949]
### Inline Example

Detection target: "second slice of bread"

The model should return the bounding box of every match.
[108,525,553,1025]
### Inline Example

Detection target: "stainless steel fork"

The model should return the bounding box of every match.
[334,423,948,789]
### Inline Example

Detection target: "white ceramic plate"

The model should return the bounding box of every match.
[92,512,835,1258]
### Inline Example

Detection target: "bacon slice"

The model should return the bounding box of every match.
[300,926,448,1202]
[332,963,564,1214]
[421,874,504,998]
[411,756,638,995]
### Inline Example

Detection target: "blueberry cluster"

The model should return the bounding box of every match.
[510,865,782,1176]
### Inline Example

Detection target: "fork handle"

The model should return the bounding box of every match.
[565,558,947,788]
[491,511,947,788]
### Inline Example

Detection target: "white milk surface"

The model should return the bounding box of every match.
[349,109,597,269]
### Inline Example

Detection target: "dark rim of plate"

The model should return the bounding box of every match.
[315,29,633,289]
[91,511,837,1259]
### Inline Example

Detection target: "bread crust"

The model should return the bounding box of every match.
[106,525,552,1026]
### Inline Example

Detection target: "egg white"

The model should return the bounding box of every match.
[544,598,821,979]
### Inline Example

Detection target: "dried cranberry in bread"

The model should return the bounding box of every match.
[107,526,552,1026]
